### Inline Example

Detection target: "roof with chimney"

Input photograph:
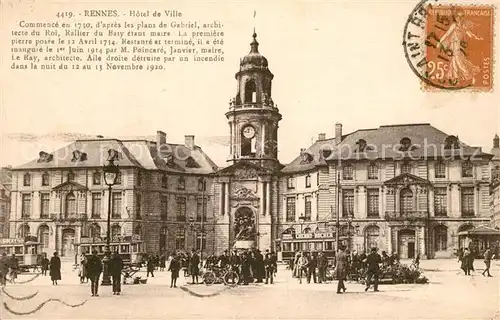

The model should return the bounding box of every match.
[281,123,493,173]
[13,136,218,174]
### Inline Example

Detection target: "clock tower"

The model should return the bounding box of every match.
[226,32,282,170]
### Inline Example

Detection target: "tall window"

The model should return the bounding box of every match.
[23,173,31,186]
[41,172,50,186]
[434,187,447,216]
[343,164,353,180]
[111,225,121,238]
[317,172,320,186]
[401,162,411,174]
[367,189,379,217]
[67,171,75,181]
[287,177,295,189]
[245,80,257,103]
[196,233,207,250]
[137,171,142,186]
[178,177,185,190]
[342,189,354,217]
[462,161,473,178]
[88,224,101,238]
[197,197,207,222]
[368,164,378,180]
[365,226,380,251]
[19,224,30,238]
[175,228,185,250]
[304,196,312,221]
[38,225,50,248]
[435,161,446,178]
[161,174,168,189]
[198,178,206,192]
[161,195,168,221]
[305,175,311,188]
[400,188,413,216]
[93,171,101,185]
[177,196,186,222]
[40,193,50,218]
[286,197,296,222]
[112,192,122,218]
[91,193,101,218]
[461,187,474,216]
[21,194,31,218]
[115,172,122,184]
[135,194,141,219]
[65,193,76,218]
[434,226,448,252]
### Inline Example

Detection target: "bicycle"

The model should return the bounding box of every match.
[202,266,239,286]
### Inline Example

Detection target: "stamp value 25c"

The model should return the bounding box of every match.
[403,1,494,91]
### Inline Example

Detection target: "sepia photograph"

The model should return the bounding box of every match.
[0,0,499,319]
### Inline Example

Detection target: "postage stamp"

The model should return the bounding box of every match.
[403,1,494,91]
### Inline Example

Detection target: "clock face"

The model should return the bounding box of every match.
[242,125,255,139]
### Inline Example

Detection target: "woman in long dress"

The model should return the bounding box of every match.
[439,11,483,85]
[49,252,61,285]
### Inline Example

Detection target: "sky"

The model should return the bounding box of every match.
[1,0,499,168]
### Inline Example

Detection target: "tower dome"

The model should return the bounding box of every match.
[240,33,268,71]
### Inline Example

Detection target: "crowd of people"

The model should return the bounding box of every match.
[458,246,495,277]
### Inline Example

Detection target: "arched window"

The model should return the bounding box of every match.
[244,80,257,103]
[38,225,50,248]
[65,192,76,218]
[23,173,31,186]
[88,224,101,238]
[365,225,380,251]
[434,225,448,252]
[18,224,30,238]
[400,188,413,216]
[303,227,311,234]
[283,227,296,236]
[111,225,121,238]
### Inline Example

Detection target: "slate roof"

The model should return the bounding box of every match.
[13,138,218,174]
[282,123,492,173]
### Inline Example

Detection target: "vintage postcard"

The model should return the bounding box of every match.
[0,0,499,319]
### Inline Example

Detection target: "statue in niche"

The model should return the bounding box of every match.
[234,208,256,240]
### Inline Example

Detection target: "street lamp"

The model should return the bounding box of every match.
[101,155,119,286]
[346,214,353,252]
[189,216,196,250]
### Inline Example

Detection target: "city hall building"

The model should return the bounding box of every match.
[7,32,495,260]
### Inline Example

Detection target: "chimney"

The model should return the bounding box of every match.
[494,133,499,148]
[96,135,104,139]
[185,135,195,150]
[335,123,342,145]
[318,133,326,141]
[156,131,167,154]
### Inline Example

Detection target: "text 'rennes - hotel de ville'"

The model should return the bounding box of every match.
[6,32,500,261]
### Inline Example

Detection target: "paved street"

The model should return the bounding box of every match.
[1,259,499,320]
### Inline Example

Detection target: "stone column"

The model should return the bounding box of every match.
[474,186,479,215]
[266,181,271,215]
[429,187,435,217]
[219,182,224,215]
[261,123,266,157]
[225,183,230,218]
[387,226,392,253]
[259,181,265,215]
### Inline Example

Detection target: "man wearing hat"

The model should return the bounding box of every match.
[365,247,382,292]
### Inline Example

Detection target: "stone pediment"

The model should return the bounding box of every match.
[52,181,88,192]
[215,161,272,180]
[383,173,430,187]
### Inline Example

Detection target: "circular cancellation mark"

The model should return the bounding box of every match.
[402,0,494,91]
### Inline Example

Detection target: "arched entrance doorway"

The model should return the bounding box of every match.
[37,225,50,250]
[398,229,416,259]
[61,228,75,257]
[365,225,380,252]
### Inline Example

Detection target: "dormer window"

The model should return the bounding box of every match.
[300,151,313,164]
[287,177,295,189]
[444,135,460,150]
[93,171,101,185]
[399,137,412,151]
[71,150,87,162]
[462,160,473,178]
[185,156,200,168]
[164,154,175,166]
[356,139,367,152]
[37,151,53,163]
[320,148,332,160]
[23,173,31,186]
[41,172,50,186]
[67,171,75,181]
[161,174,168,189]
[178,176,186,190]
[106,149,121,161]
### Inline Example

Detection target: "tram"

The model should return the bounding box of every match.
[279,232,338,265]
[76,235,144,266]
[0,236,43,271]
